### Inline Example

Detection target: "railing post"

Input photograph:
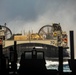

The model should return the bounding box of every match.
[70,31,74,60]
[58,46,63,75]
[0,44,2,71]
[13,41,17,72]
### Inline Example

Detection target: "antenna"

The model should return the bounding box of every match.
[4,23,6,26]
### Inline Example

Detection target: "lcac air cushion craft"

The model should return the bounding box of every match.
[0,23,69,60]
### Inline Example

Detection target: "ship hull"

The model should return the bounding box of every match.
[3,43,69,60]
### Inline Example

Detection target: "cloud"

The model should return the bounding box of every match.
[0,0,76,34]
[0,0,51,22]
[0,0,76,58]
[0,0,68,22]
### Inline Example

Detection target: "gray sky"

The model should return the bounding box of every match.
[0,0,76,57]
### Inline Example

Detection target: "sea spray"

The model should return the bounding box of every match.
[45,60,71,72]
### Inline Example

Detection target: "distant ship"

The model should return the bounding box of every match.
[0,23,69,59]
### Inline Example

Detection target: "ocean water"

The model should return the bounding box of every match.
[17,60,71,72]
[45,60,72,72]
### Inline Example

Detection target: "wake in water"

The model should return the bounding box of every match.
[45,60,71,72]
[16,58,71,72]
